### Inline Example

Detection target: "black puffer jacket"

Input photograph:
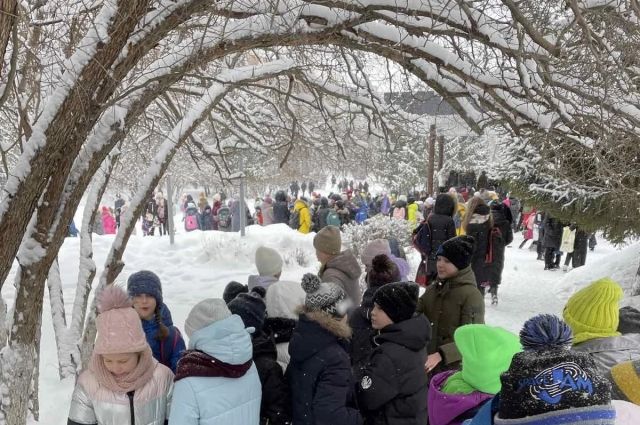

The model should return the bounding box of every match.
[273,191,290,224]
[424,194,457,277]
[486,203,514,286]
[542,215,563,249]
[355,314,430,425]
[253,331,291,425]
[349,286,379,370]
[465,210,493,285]
[287,309,362,425]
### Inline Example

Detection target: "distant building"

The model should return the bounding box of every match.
[383,91,456,116]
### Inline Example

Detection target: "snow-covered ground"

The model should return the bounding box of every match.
[0,224,634,424]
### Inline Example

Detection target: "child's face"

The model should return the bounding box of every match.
[437,256,459,279]
[371,304,393,330]
[103,353,139,377]
[132,294,157,321]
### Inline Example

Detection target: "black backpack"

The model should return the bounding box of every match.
[289,209,301,229]
[412,220,433,257]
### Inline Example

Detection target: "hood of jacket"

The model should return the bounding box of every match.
[428,370,493,425]
[264,317,297,344]
[491,205,510,227]
[275,190,287,202]
[325,250,361,281]
[188,315,253,365]
[289,308,351,363]
[375,314,431,351]
[294,199,308,211]
[434,194,456,217]
[248,274,278,291]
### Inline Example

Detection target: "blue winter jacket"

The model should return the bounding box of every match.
[169,315,261,425]
[463,396,498,425]
[141,303,186,374]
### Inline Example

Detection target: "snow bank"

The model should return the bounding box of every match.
[554,242,640,308]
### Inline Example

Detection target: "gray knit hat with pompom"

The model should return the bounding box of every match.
[301,273,349,317]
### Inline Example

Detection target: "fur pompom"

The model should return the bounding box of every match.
[520,314,572,351]
[97,285,132,314]
[301,273,321,294]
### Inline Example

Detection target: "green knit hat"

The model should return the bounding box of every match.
[563,277,623,344]
[442,325,521,395]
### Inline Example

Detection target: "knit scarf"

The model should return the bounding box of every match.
[174,350,253,382]
[90,348,157,393]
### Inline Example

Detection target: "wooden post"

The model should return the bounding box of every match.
[427,124,436,195]
[437,135,445,171]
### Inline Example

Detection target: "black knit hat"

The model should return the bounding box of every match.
[372,282,419,324]
[223,281,248,304]
[436,235,475,270]
[228,292,266,331]
[498,314,612,420]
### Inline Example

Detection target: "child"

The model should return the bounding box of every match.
[349,254,400,369]
[356,282,430,424]
[464,314,616,424]
[417,235,485,373]
[563,278,640,375]
[67,286,173,425]
[229,291,291,424]
[428,325,521,425]
[170,298,261,424]
[127,270,185,374]
[287,273,361,425]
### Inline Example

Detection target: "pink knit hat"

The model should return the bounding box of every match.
[94,286,148,355]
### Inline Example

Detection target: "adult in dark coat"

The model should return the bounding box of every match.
[572,229,589,268]
[462,198,493,292]
[273,190,290,224]
[542,214,563,270]
[287,275,362,425]
[356,283,430,425]
[420,194,457,283]
[486,202,514,302]
[315,197,331,231]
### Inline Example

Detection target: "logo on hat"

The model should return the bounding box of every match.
[361,376,372,390]
[517,362,594,405]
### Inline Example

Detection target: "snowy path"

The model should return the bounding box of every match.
[0,225,621,424]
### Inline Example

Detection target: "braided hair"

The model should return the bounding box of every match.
[154,306,170,340]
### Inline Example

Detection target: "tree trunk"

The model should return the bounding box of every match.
[47,259,70,379]
[0,0,18,82]
[437,135,445,171]
[427,124,437,195]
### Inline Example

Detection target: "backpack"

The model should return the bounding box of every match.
[392,207,406,220]
[289,209,301,229]
[217,206,231,228]
[159,328,182,369]
[157,202,165,220]
[185,208,199,231]
[326,210,341,227]
[412,220,433,257]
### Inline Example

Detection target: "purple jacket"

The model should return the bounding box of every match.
[428,370,493,425]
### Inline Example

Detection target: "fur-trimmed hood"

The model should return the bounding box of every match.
[289,307,352,363]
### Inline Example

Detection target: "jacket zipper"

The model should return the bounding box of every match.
[127,391,135,424]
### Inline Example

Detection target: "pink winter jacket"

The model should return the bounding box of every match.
[68,362,173,425]
[101,208,117,235]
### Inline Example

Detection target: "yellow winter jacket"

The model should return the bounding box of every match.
[456,202,466,236]
[294,200,312,234]
[407,202,419,226]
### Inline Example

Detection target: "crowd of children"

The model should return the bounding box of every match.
[69,218,640,424]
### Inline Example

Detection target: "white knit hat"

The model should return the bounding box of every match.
[184,298,231,338]
[255,246,283,277]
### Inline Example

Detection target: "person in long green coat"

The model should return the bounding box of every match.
[417,235,485,373]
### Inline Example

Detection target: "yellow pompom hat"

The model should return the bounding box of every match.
[562,277,623,344]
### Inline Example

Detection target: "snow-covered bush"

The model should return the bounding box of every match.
[342,215,413,260]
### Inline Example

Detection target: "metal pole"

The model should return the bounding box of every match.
[239,158,246,237]
[166,175,175,245]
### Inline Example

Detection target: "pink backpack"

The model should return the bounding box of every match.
[392,207,406,220]
[185,215,199,231]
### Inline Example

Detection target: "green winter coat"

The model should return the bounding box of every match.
[416,266,485,365]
